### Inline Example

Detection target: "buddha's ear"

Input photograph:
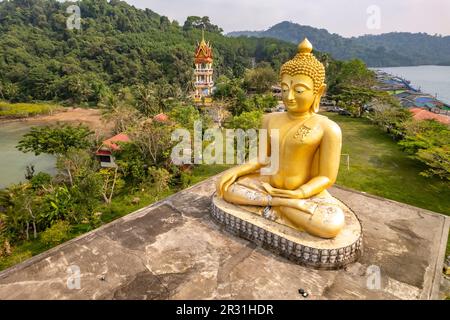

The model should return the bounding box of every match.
[312,84,327,113]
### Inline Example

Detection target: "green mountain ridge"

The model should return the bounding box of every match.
[228,21,450,67]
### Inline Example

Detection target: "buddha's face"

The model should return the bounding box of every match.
[281,74,323,114]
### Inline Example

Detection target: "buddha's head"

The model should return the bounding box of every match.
[280,38,326,114]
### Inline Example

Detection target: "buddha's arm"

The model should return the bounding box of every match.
[231,113,272,175]
[217,114,272,197]
[298,120,342,197]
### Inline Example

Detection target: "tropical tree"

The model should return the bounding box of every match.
[56,148,96,186]
[98,167,124,204]
[0,212,11,257]
[168,103,201,131]
[102,104,141,134]
[40,186,75,226]
[183,16,223,33]
[330,59,375,93]
[227,110,263,130]
[129,120,177,167]
[243,64,278,93]
[134,81,174,117]
[333,87,378,117]
[148,167,171,192]
[0,184,39,241]
[17,124,93,156]
[369,105,412,138]
[399,119,450,181]
[213,77,246,101]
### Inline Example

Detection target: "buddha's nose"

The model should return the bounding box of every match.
[288,88,295,101]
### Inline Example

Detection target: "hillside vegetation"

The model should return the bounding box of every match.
[0,0,297,104]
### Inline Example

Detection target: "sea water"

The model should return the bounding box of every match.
[377,65,450,105]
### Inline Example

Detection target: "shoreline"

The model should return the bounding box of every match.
[374,69,450,116]
[0,107,114,189]
[371,64,450,68]
[374,66,450,106]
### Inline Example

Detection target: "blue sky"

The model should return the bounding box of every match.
[124,0,450,37]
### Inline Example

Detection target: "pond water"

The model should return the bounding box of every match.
[0,121,56,189]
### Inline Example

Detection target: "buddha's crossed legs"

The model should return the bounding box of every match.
[222,174,345,239]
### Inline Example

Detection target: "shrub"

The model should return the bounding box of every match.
[148,167,171,192]
[227,110,263,130]
[0,214,11,257]
[399,119,450,181]
[30,172,52,190]
[40,221,71,246]
[178,171,193,189]
[0,239,12,257]
[40,186,76,225]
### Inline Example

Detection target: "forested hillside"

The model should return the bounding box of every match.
[229,21,450,67]
[0,0,297,104]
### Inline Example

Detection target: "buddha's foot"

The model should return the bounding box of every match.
[282,198,319,215]
[262,206,277,221]
[279,202,345,239]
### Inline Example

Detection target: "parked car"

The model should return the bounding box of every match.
[321,99,336,106]
[363,104,374,112]
[274,105,285,112]
[327,106,340,112]
[338,109,352,116]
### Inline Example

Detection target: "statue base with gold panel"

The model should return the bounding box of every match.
[211,194,363,270]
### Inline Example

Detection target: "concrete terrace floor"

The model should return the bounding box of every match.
[0,176,448,300]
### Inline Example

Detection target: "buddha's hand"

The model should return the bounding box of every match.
[262,182,305,199]
[217,169,239,198]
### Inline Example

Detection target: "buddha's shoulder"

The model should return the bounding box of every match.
[315,114,342,134]
[262,112,286,125]
[264,112,286,120]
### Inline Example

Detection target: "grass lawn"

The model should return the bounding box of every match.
[326,112,450,258]
[324,112,450,216]
[0,101,61,118]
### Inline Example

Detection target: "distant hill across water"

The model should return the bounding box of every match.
[228,21,450,67]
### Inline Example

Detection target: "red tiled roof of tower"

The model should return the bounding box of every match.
[195,39,213,63]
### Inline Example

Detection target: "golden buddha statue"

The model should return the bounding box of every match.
[217,38,345,239]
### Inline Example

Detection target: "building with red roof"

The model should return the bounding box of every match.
[410,108,450,125]
[95,114,170,168]
[153,113,169,123]
[96,133,131,167]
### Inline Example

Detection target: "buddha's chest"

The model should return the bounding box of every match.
[269,121,323,154]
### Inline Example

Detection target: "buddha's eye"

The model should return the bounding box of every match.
[295,88,305,94]
[282,87,289,93]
